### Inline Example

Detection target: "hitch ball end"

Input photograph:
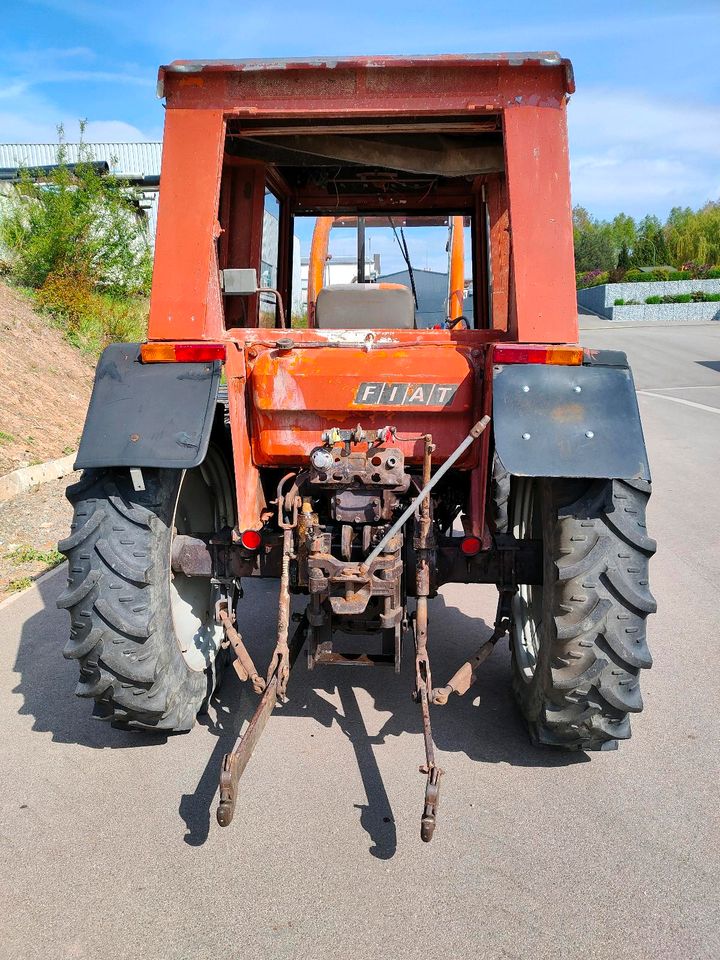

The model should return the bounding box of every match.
[421,815,436,843]
[217,800,235,827]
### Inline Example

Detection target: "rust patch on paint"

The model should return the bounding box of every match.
[551,402,584,423]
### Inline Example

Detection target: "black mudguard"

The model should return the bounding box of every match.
[492,350,651,481]
[75,343,221,470]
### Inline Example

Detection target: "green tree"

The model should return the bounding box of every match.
[574,229,616,272]
[665,202,720,265]
[572,206,593,232]
[617,241,631,270]
[611,213,637,252]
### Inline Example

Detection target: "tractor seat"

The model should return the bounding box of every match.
[314,283,415,329]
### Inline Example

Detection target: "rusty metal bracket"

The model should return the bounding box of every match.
[410,433,444,842]
[265,527,295,698]
[431,590,513,705]
[217,615,308,828]
[418,684,443,842]
[218,607,266,695]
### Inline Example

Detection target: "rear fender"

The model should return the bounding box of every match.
[492,350,651,481]
[75,343,221,469]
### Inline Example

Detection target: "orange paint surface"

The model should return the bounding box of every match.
[448,215,465,321]
[148,109,226,340]
[502,102,578,343]
[246,339,482,466]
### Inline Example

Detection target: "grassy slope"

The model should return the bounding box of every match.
[0,282,94,476]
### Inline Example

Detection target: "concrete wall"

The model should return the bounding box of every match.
[609,302,720,323]
[578,279,720,322]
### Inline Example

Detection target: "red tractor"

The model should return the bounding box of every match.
[59,54,655,841]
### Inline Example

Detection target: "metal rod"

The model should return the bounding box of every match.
[360,415,490,572]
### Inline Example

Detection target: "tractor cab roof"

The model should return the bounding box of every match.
[158,52,574,96]
[157,52,575,107]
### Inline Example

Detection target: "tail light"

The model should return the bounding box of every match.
[460,536,482,556]
[494,344,583,365]
[239,530,262,551]
[140,342,226,363]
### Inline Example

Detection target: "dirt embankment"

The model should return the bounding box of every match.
[0,282,94,476]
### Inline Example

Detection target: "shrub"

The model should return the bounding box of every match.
[0,123,152,298]
[614,298,625,305]
[0,124,151,352]
[37,266,147,352]
[643,292,720,305]
[576,270,609,289]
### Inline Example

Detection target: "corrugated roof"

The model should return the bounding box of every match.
[0,142,162,178]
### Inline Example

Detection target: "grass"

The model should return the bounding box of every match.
[0,431,14,444]
[33,276,148,355]
[5,544,64,567]
[6,576,32,593]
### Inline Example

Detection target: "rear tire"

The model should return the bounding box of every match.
[498,467,656,750]
[57,444,235,731]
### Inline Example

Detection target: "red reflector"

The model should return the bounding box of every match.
[173,343,226,362]
[240,530,262,551]
[140,342,226,363]
[494,344,583,365]
[460,536,482,556]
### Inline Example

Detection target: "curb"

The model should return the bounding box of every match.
[0,453,77,505]
[0,562,65,609]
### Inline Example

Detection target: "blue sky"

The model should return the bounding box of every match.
[2,0,719,227]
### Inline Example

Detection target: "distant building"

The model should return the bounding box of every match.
[376,268,474,328]
[0,141,162,242]
[301,254,381,302]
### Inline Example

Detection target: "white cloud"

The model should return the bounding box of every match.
[0,104,156,144]
[76,119,156,142]
[568,88,720,216]
[0,82,30,99]
[0,44,158,143]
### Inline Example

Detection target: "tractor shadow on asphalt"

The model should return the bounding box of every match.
[15,572,589,858]
[179,579,589,857]
[12,567,170,751]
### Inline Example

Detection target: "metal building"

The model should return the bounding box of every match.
[377,268,475,328]
[0,142,162,244]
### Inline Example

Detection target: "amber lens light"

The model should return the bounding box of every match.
[140,342,175,362]
[494,344,583,365]
[240,530,262,551]
[460,536,482,556]
[140,342,226,363]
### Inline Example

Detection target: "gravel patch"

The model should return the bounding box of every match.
[0,472,79,594]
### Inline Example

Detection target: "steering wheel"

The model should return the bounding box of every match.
[447,315,470,330]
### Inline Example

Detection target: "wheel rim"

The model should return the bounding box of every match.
[170,447,234,672]
[511,477,543,682]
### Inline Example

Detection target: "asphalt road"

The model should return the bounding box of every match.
[1,322,719,960]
